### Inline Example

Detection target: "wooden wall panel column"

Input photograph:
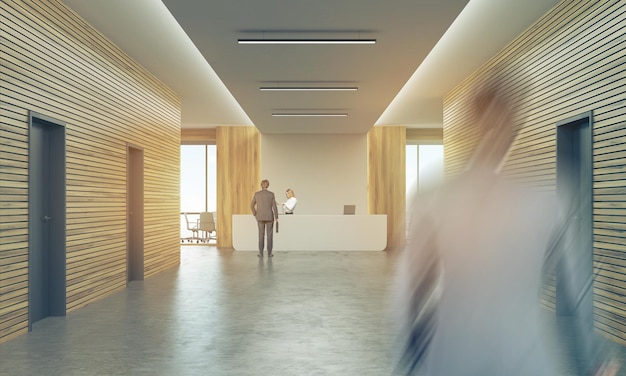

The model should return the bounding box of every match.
[443,0,626,344]
[0,0,180,343]
[406,128,443,142]
[180,128,216,144]
[367,126,406,251]
[216,126,260,248]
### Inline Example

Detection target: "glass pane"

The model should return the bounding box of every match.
[406,145,418,238]
[207,145,217,213]
[181,145,206,239]
[406,144,444,238]
[419,145,444,191]
[181,145,207,211]
[406,145,418,202]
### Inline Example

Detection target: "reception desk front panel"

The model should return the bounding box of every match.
[232,215,387,251]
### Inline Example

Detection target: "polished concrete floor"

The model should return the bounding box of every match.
[0,247,624,376]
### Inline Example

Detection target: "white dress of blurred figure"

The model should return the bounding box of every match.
[402,168,559,376]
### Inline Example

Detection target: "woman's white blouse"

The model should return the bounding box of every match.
[283,197,297,213]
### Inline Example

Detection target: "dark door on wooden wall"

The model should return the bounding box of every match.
[127,145,144,282]
[28,112,66,328]
[556,111,593,322]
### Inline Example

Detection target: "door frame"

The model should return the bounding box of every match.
[555,110,594,316]
[126,144,144,282]
[28,111,67,329]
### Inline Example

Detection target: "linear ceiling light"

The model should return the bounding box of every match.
[238,39,376,45]
[272,113,348,117]
[260,87,358,91]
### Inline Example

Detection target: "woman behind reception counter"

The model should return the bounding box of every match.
[282,189,297,214]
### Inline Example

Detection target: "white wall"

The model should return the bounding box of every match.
[261,134,367,215]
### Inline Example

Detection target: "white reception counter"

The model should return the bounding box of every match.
[232,214,387,251]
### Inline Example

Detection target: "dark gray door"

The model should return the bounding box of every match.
[127,145,144,282]
[556,111,593,320]
[29,113,66,328]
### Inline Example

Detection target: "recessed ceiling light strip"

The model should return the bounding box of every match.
[238,39,376,45]
[260,87,358,91]
[272,113,348,117]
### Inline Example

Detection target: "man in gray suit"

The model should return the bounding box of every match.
[250,179,279,257]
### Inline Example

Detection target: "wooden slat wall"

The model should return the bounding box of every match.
[443,0,626,344]
[216,126,260,249]
[367,126,406,250]
[0,0,181,344]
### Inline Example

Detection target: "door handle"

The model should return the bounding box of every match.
[43,216,52,222]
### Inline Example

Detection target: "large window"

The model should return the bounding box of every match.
[180,145,216,239]
[406,144,444,198]
[406,143,444,233]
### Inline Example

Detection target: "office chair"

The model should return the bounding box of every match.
[197,211,217,243]
[182,213,199,242]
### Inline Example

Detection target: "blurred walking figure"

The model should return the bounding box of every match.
[393,85,620,375]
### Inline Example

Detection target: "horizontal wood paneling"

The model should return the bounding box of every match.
[443,0,626,344]
[0,0,181,344]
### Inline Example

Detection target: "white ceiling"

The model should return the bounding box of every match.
[61,0,559,134]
